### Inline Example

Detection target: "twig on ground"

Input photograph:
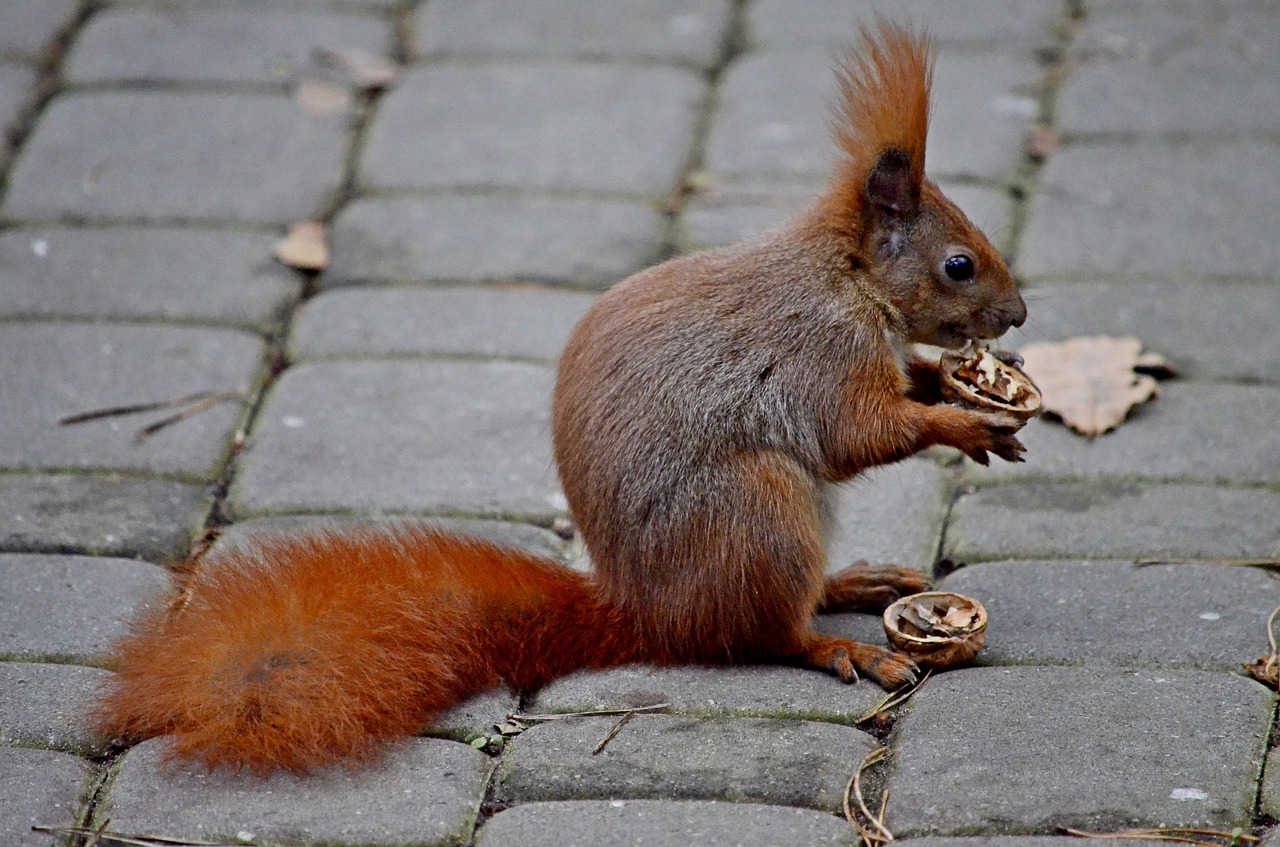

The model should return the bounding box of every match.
[32,823,243,846]
[58,389,248,442]
[844,746,893,846]
[508,703,671,725]
[82,818,110,847]
[1062,826,1259,847]
[592,710,635,755]
[502,703,671,749]
[1135,558,1280,568]
[855,670,932,725]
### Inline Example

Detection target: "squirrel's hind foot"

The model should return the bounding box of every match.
[792,633,919,689]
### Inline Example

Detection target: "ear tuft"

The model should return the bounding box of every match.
[824,22,933,238]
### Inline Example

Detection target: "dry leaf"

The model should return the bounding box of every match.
[1019,336,1170,437]
[295,77,351,116]
[1026,124,1061,161]
[1244,656,1279,688]
[940,605,976,630]
[273,222,330,271]
[314,47,400,91]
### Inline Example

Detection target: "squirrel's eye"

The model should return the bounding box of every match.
[944,255,975,282]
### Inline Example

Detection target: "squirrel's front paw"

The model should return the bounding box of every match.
[963,410,1026,465]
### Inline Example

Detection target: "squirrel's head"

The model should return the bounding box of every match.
[826,23,1027,350]
[859,150,1026,349]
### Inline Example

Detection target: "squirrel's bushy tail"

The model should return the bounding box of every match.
[93,526,639,773]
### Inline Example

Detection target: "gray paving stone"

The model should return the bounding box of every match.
[415,0,732,69]
[1060,1,1280,136]
[429,688,520,741]
[361,62,703,195]
[492,714,878,812]
[66,7,390,85]
[0,62,36,130]
[703,50,843,183]
[476,800,860,847]
[747,0,1062,50]
[939,559,1280,670]
[0,323,264,480]
[531,664,888,723]
[0,553,167,663]
[0,662,111,756]
[1011,280,1280,382]
[679,192,813,251]
[0,747,92,847]
[0,227,299,327]
[825,458,950,572]
[946,481,1280,562]
[971,382,1280,484]
[0,473,208,560]
[1018,141,1280,279]
[885,666,1272,836]
[1262,746,1280,821]
[229,359,561,519]
[706,50,1037,184]
[924,52,1041,181]
[4,91,348,223]
[99,737,491,846]
[0,0,76,58]
[325,195,666,288]
[291,286,595,362]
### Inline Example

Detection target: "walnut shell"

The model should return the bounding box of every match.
[939,348,1041,422]
[883,592,988,671]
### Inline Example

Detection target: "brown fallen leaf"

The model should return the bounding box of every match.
[294,77,351,116]
[1026,124,1061,162]
[314,47,400,91]
[1019,336,1172,437]
[1243,606,1280,689]
[273,221,330,271]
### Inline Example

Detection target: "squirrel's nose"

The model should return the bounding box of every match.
[1008,292,1027,328]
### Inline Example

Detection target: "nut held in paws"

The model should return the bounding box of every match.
[939,344,1041,423]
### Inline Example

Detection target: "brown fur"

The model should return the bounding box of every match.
[95,24,1027,773]
[829,22,933,217]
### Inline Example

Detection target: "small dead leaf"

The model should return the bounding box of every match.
[273,221,330,271]
[1019,336,1169,437]
[940,605,976,630]
[1026,124,1061,161]
[314,47,400,91]
[1244,657,1279,688]
[295,77,352,116]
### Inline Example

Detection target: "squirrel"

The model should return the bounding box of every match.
[93,23,1028,774]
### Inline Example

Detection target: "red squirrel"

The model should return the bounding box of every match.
[94,24,1028,773]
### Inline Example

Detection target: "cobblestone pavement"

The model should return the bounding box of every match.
[2,1,1278,846]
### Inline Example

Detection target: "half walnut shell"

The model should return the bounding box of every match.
[939,345,1042,423]
[883,592,988,671]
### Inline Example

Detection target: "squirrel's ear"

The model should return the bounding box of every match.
[867,148,918,223]
[865,148,919,257]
